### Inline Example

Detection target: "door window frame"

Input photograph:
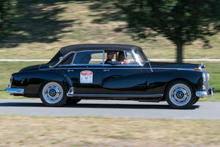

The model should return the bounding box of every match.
[71,50,104,66]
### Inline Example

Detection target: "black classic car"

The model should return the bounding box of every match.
[6,44,214,108]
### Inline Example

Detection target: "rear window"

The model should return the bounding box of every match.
[73,51,103,64]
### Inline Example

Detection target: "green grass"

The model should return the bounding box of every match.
[0,0,219,60]
[199,92,220,102]
[0,91,25,99]
[0,116,220,146]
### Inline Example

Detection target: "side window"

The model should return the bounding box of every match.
[73,51,103,64]
[89,52,103,64]
[60,53,75,65]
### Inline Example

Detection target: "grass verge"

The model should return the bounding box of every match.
[0,115,220,146]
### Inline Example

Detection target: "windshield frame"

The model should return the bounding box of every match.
[132,48,148,65]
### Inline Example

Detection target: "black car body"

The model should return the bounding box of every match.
[6,44,214,108]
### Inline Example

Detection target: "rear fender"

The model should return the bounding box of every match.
[12,70,72,95]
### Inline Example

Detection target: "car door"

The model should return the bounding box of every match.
[102,51,147,94]
[64,50,104,94]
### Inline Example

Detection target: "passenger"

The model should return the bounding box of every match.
[105,51,129,65]
[117,51,126,62]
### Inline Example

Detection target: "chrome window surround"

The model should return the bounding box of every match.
[52,48,149,67]
[68,49,141,67]
[71,50,104,65]
[49,51,75,68]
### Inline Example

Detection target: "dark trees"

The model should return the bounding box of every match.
[0,0,17,42]
[116,0,220,63]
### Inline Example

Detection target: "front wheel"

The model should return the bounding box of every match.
[194,97,200,104]
[40,82,67,107]
[165,80,195,109]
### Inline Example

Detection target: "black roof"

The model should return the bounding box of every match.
[60,44,140,55]
[48,44,140,65]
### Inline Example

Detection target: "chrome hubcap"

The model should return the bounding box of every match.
[169,84,191,106]
[42,82,63,104]
[173,88,188,101]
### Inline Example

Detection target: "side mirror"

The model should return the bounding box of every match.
[49,56,64,68]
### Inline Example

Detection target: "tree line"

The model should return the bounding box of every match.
[1,0,220,63]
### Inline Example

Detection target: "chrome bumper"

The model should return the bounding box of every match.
[6,84,24,94]
[196,86,214,98]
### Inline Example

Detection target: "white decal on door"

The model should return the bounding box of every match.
[80,70,93,83]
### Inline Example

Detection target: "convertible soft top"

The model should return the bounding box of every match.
[48,44,140,65]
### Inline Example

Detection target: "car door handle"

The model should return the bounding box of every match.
[103,69,110,72]
[67,70,74,72]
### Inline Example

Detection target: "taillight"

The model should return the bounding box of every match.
[10,76,13,84]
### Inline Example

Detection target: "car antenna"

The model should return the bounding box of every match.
[148,60,153,72]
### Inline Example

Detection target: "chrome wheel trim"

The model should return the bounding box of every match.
[42,82,63,104]
[169,84,191,106]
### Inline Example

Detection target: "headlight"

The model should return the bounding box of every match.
[202,72,206,82]
[207,72,209,81]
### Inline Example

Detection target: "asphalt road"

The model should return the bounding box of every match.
[0,99,219,120]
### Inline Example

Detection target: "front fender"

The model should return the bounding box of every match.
[146,70,203,95]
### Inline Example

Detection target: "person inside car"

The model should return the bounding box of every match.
[105,51,129,65]
[117,51,127,62]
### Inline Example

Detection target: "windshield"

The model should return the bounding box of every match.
[134,48,148,64]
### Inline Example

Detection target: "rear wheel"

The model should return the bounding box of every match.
[165,80,195,109]
[40,82,67,107]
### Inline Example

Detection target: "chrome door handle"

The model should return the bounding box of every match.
[103,69,110,72]
[67,70,74,72]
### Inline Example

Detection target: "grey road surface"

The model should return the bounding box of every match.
[0,99,219,120]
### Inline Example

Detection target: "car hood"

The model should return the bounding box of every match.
[146,62,199,69]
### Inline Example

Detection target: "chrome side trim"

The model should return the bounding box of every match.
[49,51,75,68]
[41,67,197,70]
[196,86,214,98]
[67,93,163,98]
[6,88,24,94]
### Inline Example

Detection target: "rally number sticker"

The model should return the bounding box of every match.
[80,70,93,83]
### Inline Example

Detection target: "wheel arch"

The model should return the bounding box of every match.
[37,75,72,96]
[162,78,195,100]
